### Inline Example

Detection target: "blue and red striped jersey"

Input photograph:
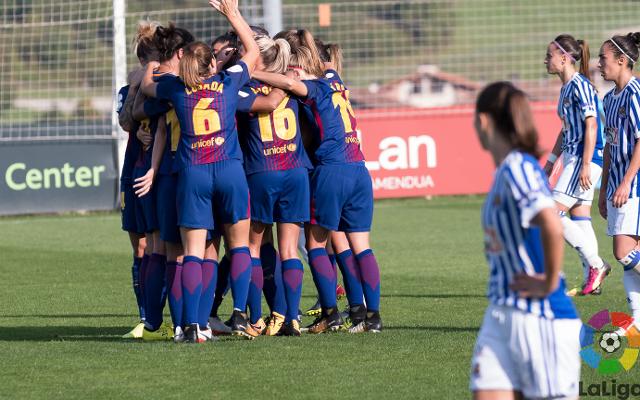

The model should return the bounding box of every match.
[302,69,364,165]
[134,72,172,169]
[155,61,251,171]
[237,79,312,174]
[117,85,140,183]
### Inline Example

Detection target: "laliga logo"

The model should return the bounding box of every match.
[580,309,640,375]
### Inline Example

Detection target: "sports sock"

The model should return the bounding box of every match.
[619,250,640,327]
[247,257,264,324]
[131,256,145,321]
[139,253,150,321]
[574,216,600,281]
[261,243,286,315]
[166,261,182,329]
[560,215,604,269]
[328,253,337,276]
[336,249,365,307]
[144,253,167,330]
[229,247,252,311]
[198,259,218,329]
[210,254,230,318]
[356,249,381,312]
[308,248,337,309]
[282,258,304,322]
[182,256,203,325]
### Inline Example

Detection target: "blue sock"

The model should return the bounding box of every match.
[328,253,337,276]
[166,261,182,329]
[131,256,145,321]
[198,259,218,329]
[210,255,230,318]
[230,247,252,311]
[356,249,381,312]
[182,256,203,325]
[308,248,337,309]
[138,254,150,321]
[247,258,264,324]
[336,249,364,307]
[282,259,304,321]
[144,253,166,330]
[261,243,286,315]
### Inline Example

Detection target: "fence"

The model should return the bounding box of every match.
[1,0,639,211]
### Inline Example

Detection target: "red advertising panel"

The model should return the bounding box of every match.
[357,103,561,198]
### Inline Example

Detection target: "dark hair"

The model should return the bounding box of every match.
[607,32,640,69]
[212,30,238,49]
[250,25,269,36]
[153,23,195,63]
[179,41,214,88]
[314,38,342,73]
[553,34,590,80]
[476,82,541,158]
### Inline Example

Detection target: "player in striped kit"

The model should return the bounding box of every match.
[470,81,581,400]
[140,0,259,342]
[597,33,640,330]
[543,34,611,296]
[254,29,382,334]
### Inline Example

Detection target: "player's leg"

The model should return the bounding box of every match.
[570,202,610,295]
[260,228,287,324]
[613,234,640,330]
[278,222,305,336]
[122,232,146,339]
[332,231,366,326]
[247,221,267,335]
[209,237,231,335]
[142,231,171,339]
[196,239,220,342]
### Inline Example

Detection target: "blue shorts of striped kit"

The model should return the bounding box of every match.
[120,181,144,234]
[247,168,310,225]
[176,159,249,230]
[310,163,373,232]
[156,174,181,243]
[133,166,158,233]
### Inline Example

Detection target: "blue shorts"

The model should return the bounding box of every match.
[176,160,250,230]
[247,168,310,225]
[156,174,181,243]
[120,181,144,234]
[133,166,158,233]
[310,164,373,232]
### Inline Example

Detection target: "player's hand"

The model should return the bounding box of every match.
[136,126,152,149]
[133,168,155,197]
[543,161,554,177]
[612,182,630,208]
[509,273,555,298]
[598,191,607,219]
[209,0,239,18]
[579,163,592,191]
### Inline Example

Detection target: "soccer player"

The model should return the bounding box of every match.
[133,23,195,342]
[470,81,581,400]
[237,33,312,336]
[597,33,640,330]
[543,34,611,296]
[117,21,159,339]
[140,0,259,342]
[253,29,382,334]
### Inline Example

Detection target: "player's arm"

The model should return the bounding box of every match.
[119,70,143,132]
[509,207,563,297]
[250,88,287,113]
[543,130,562,176]
[132,90,148,121]
[210,0,258,74]
[599,143,611,219]
[141,61,161,98]
[612,138,640,208]
[579,117,597,190]
[252,70,308,97]
[134,115,166,197]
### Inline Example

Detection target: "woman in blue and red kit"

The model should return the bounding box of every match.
[237,33,313,336]
[254,29,382,333]
[141,0,260,342]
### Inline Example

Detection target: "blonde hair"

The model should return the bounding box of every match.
[179,41,213,88]
[255,35,291,74]
[132,20,161,60]
[276,29,324,77]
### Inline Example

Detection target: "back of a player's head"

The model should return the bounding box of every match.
[315,38,342,75]
[212,31,239,69]
[255,34,291,74]
[476,82,541,158]
[250,25,269,37]
[606,32,640,70]
[154,23,195,63]
[179,41,213,89]
[553,34,590,79]
[278,29,324,77]
[133,20,161,63]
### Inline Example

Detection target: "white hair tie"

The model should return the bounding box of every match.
[553,40,576,62]
[610,38,637,64]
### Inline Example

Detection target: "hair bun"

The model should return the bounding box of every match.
[629,32,640,49]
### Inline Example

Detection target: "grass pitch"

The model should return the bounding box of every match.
[0,196,638,399]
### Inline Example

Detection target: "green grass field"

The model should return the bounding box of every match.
[0,196,638,399]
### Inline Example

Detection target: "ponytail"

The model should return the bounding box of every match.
[476,82,542,158]
[298,30,324,77]
[179,42,213,89]
[326,44,343,75]
[577,39,590,79]
[255,35,291,74]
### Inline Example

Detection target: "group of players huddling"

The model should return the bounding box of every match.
[117,0,381,344]
[471,33,640,399]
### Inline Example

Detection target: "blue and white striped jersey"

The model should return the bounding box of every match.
[558,73,604,166]
[604,76,640,200]
[482,150,577,319]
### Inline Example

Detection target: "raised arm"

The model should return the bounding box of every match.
[209,0,259,74]
[252,70,308,97]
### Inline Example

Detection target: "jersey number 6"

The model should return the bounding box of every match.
[193,98,222,136]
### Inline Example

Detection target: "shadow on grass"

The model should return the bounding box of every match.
[0,326,136,342]
[385,326,478,332]
[382,294,484,299]
[0,313,133,319]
